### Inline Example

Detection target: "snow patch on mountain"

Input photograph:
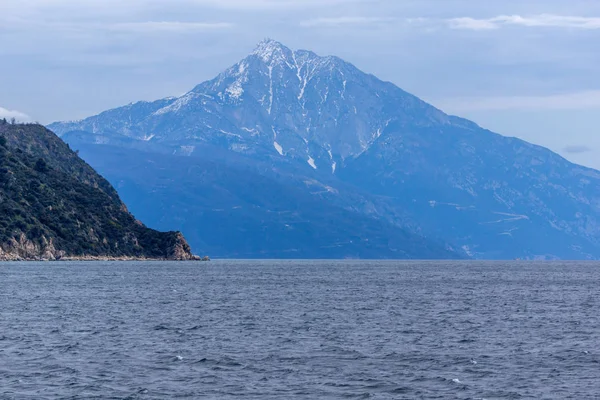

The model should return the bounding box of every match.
[226,82,244,100]
[267,65,274,114]
[154,93,195,115]
[274,141,283,155]
[179,145,195,156]
[242,127,260,136]
[224,61,249,101]
[254,38,289,65]
[327,149,336,173]
[482,212,530,224]
[219,129,242,139]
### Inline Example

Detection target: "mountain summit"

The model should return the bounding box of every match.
[49,40,600,260]
[51,39,443,172]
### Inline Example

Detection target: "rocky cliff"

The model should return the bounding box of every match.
[0,121,198,261]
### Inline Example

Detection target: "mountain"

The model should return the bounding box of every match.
[0,121,198,261]
[49,39,600,260]
[66,142,457,259]
[50,39,442,171]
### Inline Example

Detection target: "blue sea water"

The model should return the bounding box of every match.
[1,260,600,399]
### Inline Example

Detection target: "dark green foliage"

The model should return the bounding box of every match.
[0,123,190,259]
[34,158,48,173]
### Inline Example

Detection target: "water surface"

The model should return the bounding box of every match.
[1,260,599,399]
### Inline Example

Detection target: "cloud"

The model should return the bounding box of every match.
[108,21,234,33]
[182,0,366,9]
[448,14,600,30]
[0,107,31,122]
[0,0,359,12]
[448,18,499,30]
[436,90,600,112]
[563,145,593,154]
[0,17,234,34]
[300,16,395,27]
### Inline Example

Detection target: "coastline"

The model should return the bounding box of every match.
[0,255,210,262]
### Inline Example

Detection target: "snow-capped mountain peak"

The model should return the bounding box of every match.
[49,40,443,167]
[252,38,293,65]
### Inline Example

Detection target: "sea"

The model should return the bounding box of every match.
[1,260,600,399]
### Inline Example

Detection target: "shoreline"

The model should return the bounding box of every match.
[0,256,210,262]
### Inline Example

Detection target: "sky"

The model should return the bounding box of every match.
[1,0,599,169]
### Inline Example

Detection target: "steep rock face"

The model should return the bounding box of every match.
[0,122,197,261]
[49,40,600,260]
[0,234,63,261]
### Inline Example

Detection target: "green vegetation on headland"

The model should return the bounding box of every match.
[0,120,200,261]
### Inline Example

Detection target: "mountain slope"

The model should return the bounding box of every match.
[339,118,600,259]
[0,121,197,260]
[49,39,600,260]
[70,142,459,259]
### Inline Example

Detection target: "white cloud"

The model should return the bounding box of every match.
[448,14,600,30]
[300,16,395,27]
[435,90,600,112]
[0,107,31,122]
[184,0,366,9]
[108,21,234,33]
[0,0,359,12]
[0,19,234,36]
[448,17,499,30]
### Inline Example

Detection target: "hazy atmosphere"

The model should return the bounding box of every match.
[1,0,599,168]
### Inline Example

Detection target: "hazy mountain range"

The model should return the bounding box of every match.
[49,39,600,260]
